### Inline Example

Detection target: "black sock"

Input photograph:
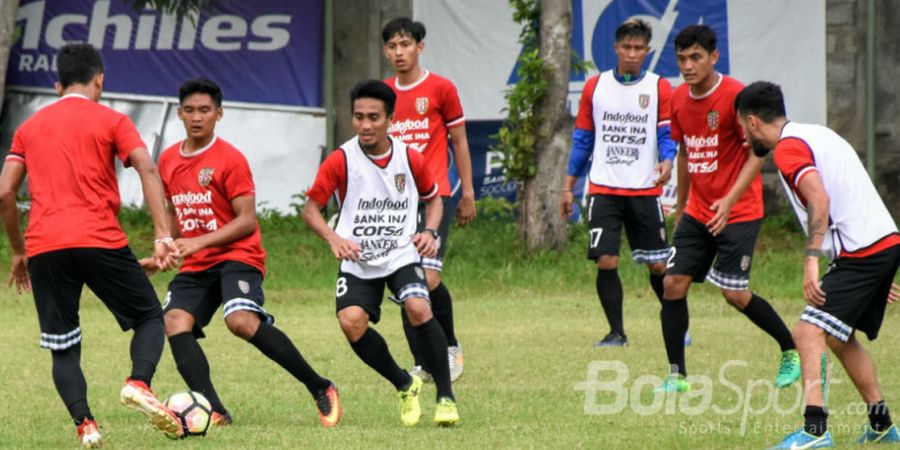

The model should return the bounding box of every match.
[740,294,796,352]
[597,268,625,336]
[661,297,689,376]
[51,344,93,425]
[249,323,332,395]
[649,273,665,305]
[168,332,228,414]
[868,400,893,432]
[349,328,411,390]
[430,283,458,347]
[401,308,427,369]
[414,318,454,401]
[804,405,828,436]
[129,316,165,385]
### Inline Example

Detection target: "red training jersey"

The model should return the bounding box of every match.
[6,94,145,257]
[385,70,465,197]
[671,74,763,224]
[306,138,439,206]
[158,136,266,276]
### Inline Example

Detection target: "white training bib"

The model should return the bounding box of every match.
[334,136,421,279]
[589,70,661,190]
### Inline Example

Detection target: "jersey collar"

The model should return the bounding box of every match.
[180,134,218,158]
[688,72,723,100]
[58,93,91,102]
[613,67,646,84]
[393,70,430,91]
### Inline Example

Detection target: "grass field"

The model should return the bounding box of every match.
[0,208,898,449]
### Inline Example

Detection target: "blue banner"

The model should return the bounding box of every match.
[8,0,322,107]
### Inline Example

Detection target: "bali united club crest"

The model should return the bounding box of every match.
[740,255,752,271]
[198,167,214,187]
[238,280,250,294]
[394,174,406,193]
[707,110,720,131]
[415,96,428,115]
[638,94,650,109]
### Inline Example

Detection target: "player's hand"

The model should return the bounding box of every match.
[7,253,31,294]
[173,237,204,260]
[560,190,574,219]
[888,282,900,304]
[656,160,673,187]
[803,257,826,306]
[138,257,160,276]
[153,238,180,271]
[413,232,438,258]
[328,237,361,261]
[456,193,476,226]
[706,196,735,236]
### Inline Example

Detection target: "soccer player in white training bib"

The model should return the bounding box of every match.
[561,19,676,348]
[735,81,900,450]
[382,17,474,383]
[141,78,341,428]
[0,43,181,446]
[655,25,800,394]
[302,80,459,427]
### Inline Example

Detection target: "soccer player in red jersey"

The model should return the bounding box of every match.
[142,78,340,427]
[561,19,676,347]
[654,26,799,393]
[736,81,900,448]
[382,17,473,382]
[302,80,458,426]
[0,43,182,446]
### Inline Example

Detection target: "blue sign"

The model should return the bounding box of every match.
[8,0,322,107]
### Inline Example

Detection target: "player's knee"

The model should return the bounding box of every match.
[721,290,750,309]
[164,309,195,336]
[337,307,368,341]
[662,275,688,299]
[425,269,441,291]
[793,321,824,343]
[404,297,433,326]
[225,311,261,340]
[647,262,667,275]
[596,255,619,270]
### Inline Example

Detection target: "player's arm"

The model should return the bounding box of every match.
[795,171,830,306]
[173,195,257,258]
[674,144,689,224]
[413,192,443,258]
[301,198,360,261]
[655,78,676,186]
[706,151,764,236]
[0,160,30,293]
[561,78,597,219]
[129,148,179,269]
[448,125,476,226]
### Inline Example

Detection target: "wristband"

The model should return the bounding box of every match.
[424,228,439,239]
[155,237,174,245]
[805,248,822,258]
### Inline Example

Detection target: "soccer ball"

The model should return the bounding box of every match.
[164,390,212,437]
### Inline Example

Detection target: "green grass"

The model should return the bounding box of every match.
[0,209,897,449]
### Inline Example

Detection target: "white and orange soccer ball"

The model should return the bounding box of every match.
[164,390,212,437]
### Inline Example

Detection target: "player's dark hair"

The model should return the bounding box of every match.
[179,78,223,107]
[734,81,786,123]
[616,19,652,43]
[674,24,717,52]
[351,80,396,116]
[56,43,104,88]
[382,17,426,43]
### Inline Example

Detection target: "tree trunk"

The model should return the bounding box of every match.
[518,0,572,251]
[0,0,20,115]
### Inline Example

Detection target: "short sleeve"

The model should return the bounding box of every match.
[6,129,26,164]
[223,152,256,200]
[657,77,673,124]
[575,75,599,131]
[306,150,347,205]
[113,115,147,164]
[408,148,438,200]
[774,137,817,189]
[441,81,465,128]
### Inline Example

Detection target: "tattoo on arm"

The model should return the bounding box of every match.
[806,203,827,247]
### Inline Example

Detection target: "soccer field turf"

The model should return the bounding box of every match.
[1,215,897,449]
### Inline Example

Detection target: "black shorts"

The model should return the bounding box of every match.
[417,196,455,271]
[28,247,162,350]
[666,214,762,291]
[800,245,900,343]
[586,194,669,263]
[165,261,272,339]
[335,263,429,324]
